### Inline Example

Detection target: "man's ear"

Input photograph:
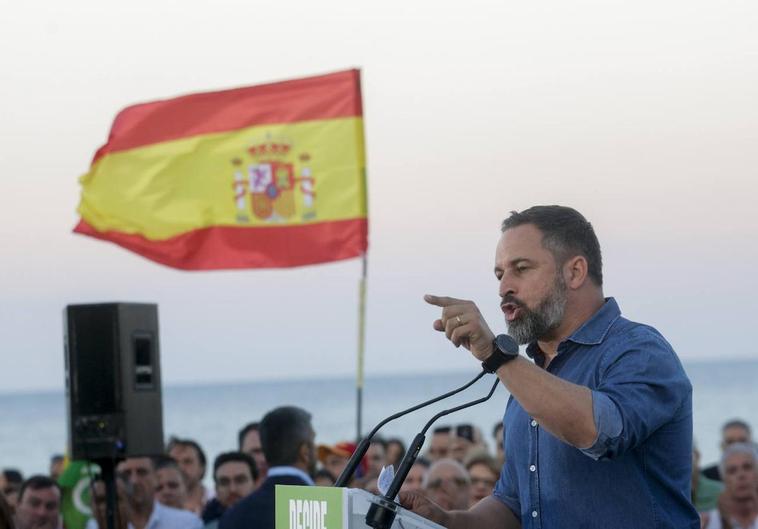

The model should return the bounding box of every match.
[298,442,310,465]
[564,255,589,289]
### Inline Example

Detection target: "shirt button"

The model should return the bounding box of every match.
[531,419,537,427]
[532,511,538,518]
[529,465,536,472]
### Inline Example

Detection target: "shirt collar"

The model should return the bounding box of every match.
[567,297,621,345]
[266,466,314,485]
[525,297,621,361]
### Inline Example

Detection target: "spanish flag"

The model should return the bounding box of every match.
[75,69,368,270]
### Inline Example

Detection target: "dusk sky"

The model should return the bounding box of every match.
[1,0,756,393]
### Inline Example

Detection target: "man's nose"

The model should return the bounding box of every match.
[499,274,515,298]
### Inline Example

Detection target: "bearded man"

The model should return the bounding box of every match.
[401,205,699,529]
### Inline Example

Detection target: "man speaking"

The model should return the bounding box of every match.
[400,206,699,528]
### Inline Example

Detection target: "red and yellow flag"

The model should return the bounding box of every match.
[75,69,368,270]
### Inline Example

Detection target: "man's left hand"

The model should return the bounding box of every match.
[424,294,496,361]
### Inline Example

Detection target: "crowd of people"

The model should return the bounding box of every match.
[0,412,756,529]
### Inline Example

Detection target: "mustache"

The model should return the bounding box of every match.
[500,294,525,307]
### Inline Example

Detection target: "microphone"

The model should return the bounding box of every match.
[334,370,488,487]
[365,377,501,529]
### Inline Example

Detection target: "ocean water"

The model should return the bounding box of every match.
[1,360,757,483]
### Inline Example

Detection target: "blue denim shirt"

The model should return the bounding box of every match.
[493,298,699,529]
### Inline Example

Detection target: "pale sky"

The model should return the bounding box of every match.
[1,0,756,393]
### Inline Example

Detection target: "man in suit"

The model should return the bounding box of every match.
[219,406,316,529]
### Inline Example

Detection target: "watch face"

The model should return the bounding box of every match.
[495,334,519,355]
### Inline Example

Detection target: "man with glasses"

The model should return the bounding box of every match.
[201,452,257,528]
[423,459,471,511]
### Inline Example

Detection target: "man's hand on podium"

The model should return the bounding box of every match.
[398,492,522,529]
[397,491,449,527]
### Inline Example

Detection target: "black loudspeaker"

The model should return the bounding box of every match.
[64,303,164,460]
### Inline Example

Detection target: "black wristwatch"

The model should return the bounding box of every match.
[481,334,520,373]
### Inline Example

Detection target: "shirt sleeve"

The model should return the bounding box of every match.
[492,460,521,521]
[579,328,691,460]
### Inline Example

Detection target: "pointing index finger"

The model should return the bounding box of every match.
[424,294,462,307]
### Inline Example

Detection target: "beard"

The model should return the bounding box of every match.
[505,274,568,345]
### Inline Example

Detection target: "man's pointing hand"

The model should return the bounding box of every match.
[424,294,496,361]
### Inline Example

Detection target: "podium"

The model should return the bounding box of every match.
[275,485,445,529]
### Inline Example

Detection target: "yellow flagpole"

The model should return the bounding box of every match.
[356,253,367,441]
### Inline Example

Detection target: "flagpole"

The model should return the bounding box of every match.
[356,253,368,441]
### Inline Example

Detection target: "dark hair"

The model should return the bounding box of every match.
[432,426,451,435]
[722,419,752,435]
[213,452,258,483]
[414,456,431,469]
[166,437,207,471]
[0,492,13,529]
[259,406,313,467]
[313,469,336,484]
[238,422,260,450]
[18,475,61,503]
[464,450,500,476]
[370,436,387,450]
[501,205,603,286]
[492,422,504,439]
[386,438,406,460]
[2,469,23,485]
[154,454,181,472]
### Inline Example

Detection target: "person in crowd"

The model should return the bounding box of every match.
[317,441,364,483]
[117,456,202,529]
[87,476,130,529]
[48,456,64,483]
[366,438,388,476]
[355,473,381,496]
[451,424,485,463]
[220,406,316,529]
[427,426,452,462]
[692,443,724,512]
[703,420,754,482]
[0,492,13,529]
[13,475,60,529]
[400,206,699,528]
[464,451,500,508]
[312,469,335,487]
[423,459,470,511]
[401,457,431,494]
[154,457,189,510]
[700,442,758,529]
[385,438,406,468]
[0,470,23,515]
[492,422,505,467]
[201,452,257,528]
[238,422,267,485]
[166,437,211,515]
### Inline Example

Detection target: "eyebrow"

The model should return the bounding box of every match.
[494,258,534,274]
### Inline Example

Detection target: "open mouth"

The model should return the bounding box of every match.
[501,302,523,322]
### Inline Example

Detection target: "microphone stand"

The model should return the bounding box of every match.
[365,378,500,529]
[334,370,487,487]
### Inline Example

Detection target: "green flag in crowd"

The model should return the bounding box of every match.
[58,460,100,529]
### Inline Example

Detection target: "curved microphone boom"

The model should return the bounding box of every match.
[365,377,501,529]
[334,369,488,487]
